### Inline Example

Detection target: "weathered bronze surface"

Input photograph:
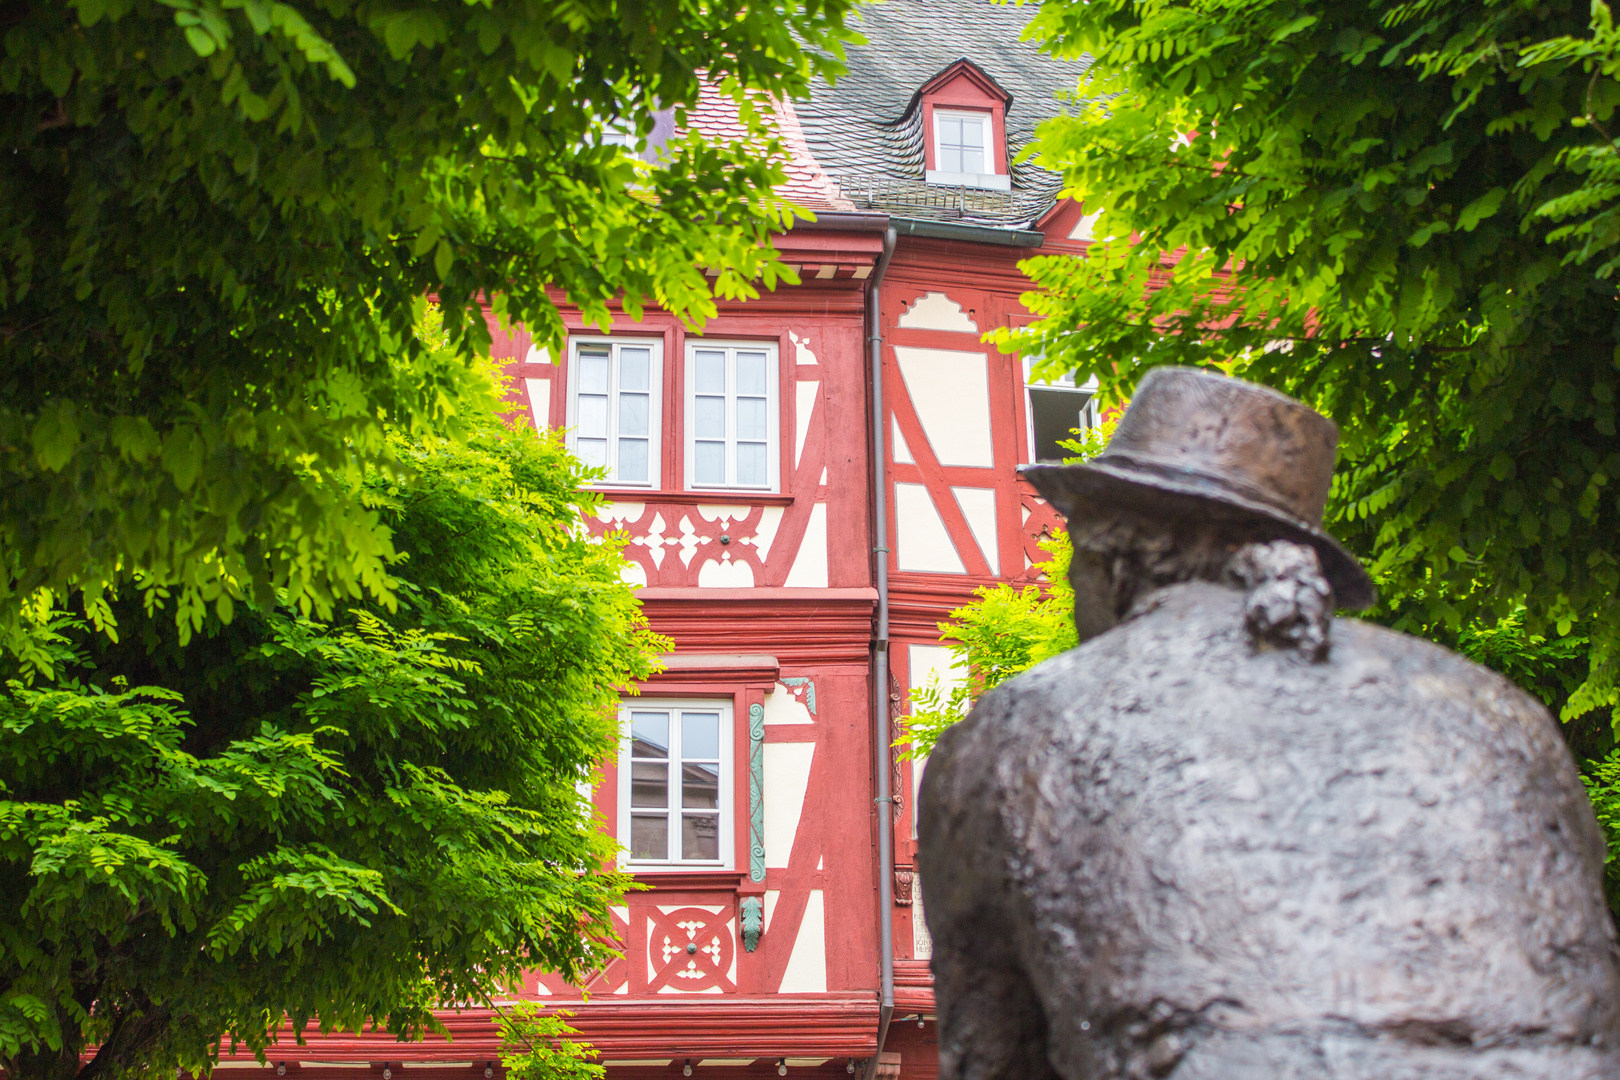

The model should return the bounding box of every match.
[918,369,1620,1078]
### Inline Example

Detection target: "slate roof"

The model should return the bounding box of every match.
[791,0,1092,228]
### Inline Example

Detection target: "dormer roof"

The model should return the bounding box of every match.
[790,0,1092,229]
[905,58,1014,120]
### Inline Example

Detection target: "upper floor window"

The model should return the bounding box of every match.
[918,60,1012,192]
[685,340,780,491]
[935,110,989,175]
[566,338,662,486]
[1025,360,1099,464]
[621,700,733,867]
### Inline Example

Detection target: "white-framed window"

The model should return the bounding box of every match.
[935,110,988,174]
[1025,358,1100,464]
[927,109,1010,190]
[566,337,662,486]
[684,340,780,491]
[619,700,733,868]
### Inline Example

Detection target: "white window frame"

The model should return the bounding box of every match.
[683,339,781,493]
[926,108,1011,191]
[564,336,663,487]
[618,699,734,870]
[1024,358,1100,465]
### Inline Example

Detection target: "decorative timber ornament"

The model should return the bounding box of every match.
[748,702,766,884]
[892,867,915,906]
[740,895,764,953]
[919,368,1620,1079]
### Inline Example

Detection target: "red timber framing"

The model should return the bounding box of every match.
[211,143,1110,1080]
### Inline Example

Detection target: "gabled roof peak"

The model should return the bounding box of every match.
[915,58,1013,109]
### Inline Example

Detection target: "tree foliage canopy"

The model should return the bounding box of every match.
[0,0,857,643]
[0,340,664,1080]
[1006,0,1620,730]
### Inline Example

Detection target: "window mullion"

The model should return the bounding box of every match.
[726,349,738,487]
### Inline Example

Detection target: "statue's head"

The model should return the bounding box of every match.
[1025,368,1374,645]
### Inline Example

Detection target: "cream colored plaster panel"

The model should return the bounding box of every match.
[892,415,913,464]
[697,555,754,588]
[895,346,993,467]
[895,483,965,574]
[523,377,550,432]
[763,742,815,869]
[952,486,999,576]
[897,292,979,333]
[763,684,814,725]
[795,380,820,470]
[777,889,827,993]
[783,502,829,587]
[749,506,784,563]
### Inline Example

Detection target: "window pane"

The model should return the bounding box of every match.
[631,761,669,808]
[1029,387,1095,464]
[736,442,766,487]
[940,116,962,145]
[576,438,607,468]
[736,397,767,441]
[694,395,725,439]
[961,145,984,174]
[940,143,961,173]
[694,440,725,485]
[694,350,725,394]
[619,347,650,391]
[682,762,720,809]
[577,394,608,438]
[619,392,648,436]
[682,712,720,758]
[682,813,719,860]
[962,115,986,144]
[579,352,610,394]
[631,713,670,758]
[617,439,648,483]
[632,813,669,860]
[736,352,768,395]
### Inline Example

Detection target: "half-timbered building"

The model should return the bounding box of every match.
[214,5,1092,1080]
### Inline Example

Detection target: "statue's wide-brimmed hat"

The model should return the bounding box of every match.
[1024,367,1376,610]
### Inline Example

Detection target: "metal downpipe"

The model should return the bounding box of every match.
[863,226,898,1080]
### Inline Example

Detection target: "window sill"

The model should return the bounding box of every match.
[924,169,1011,191]
[629,869,747,890]
[590,488,794,506]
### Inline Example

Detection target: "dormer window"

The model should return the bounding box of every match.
[917,59,1013,192]
[934,111,989,174]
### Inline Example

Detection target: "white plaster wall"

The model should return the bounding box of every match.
[697,555,754,587]
[895,483,965,574]
[897,292,979,332]
[892,416,913,464]
[1070,210,1102,240]
[795,380,819,470]
[524,377,550,431]
[952,486,999,575]
[783,502,829,587]
[750,506,784,562]
[620,561,647,587]
[763,685,814,725]
[778,889,828,993]
[895,346,994,467]
[763,742,815,869]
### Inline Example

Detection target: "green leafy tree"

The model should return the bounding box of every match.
[1002,0,1620,734]
[0,334,665,1080]
[0,0,857,644]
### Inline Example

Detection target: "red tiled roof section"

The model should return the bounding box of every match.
[686,82,855,213]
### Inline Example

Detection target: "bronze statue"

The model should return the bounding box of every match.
[917,368,1620,1079]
